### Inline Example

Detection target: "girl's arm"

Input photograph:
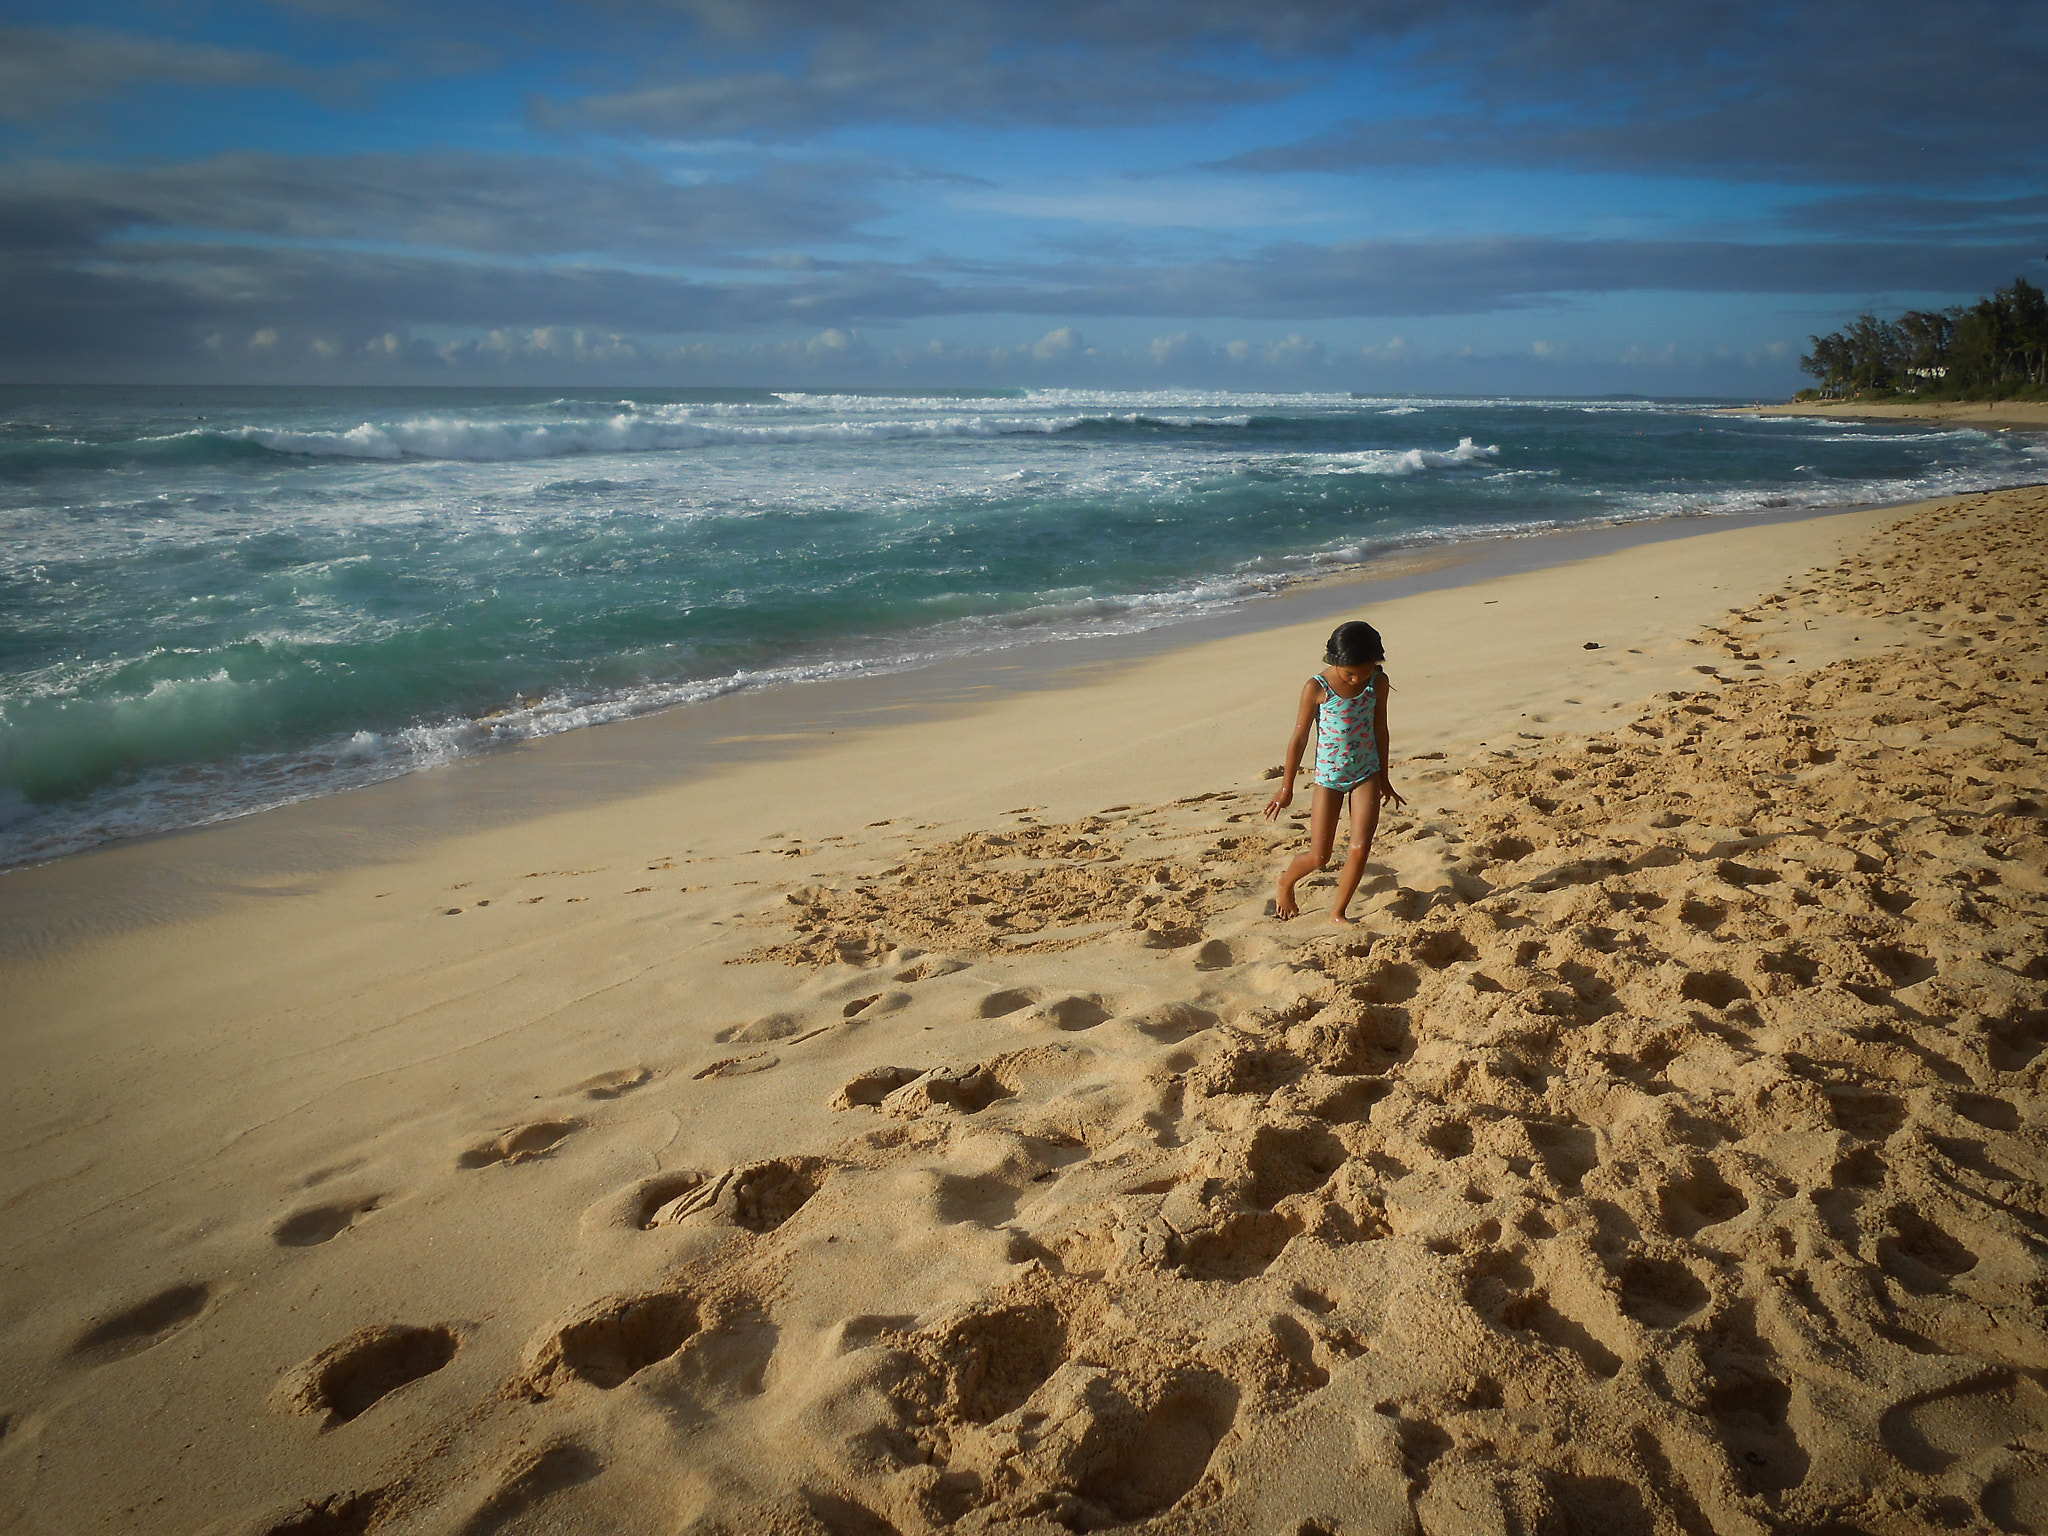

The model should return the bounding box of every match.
[1373,672,1406,808]
[1263,679,1321,819]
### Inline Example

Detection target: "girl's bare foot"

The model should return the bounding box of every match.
[1275,884,1299,919]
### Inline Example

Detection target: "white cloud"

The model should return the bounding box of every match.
[1032,325,1083,360]
[462,326,645,365]
[1146,331,1211,367]
[1258,333,1325,368]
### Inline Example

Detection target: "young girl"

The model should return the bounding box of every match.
[1264,620,1405,925]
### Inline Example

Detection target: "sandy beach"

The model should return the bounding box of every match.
[3,485,2046,1536]
[1738,399,2048,433]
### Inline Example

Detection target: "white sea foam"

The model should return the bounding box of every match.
[179,400,1290,463]
[770,392,1026,411]
[212,412,1102,462]
[1307,437,1501,475]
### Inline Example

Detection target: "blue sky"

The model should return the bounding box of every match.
[3,0,2043,393]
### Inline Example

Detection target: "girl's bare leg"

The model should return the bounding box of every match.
[1275,786,1342,919]
[1329,783,1384,925]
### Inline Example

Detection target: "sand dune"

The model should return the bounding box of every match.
[2,488,2044,1535]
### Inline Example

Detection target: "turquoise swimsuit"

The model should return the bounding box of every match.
[1312,672,1381,791]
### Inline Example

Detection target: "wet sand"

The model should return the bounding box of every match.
[1738,399,2048,433]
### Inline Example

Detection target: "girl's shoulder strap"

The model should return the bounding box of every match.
[1309,672,1333,694]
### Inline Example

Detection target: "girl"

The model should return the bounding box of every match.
[1264,620,1405,925]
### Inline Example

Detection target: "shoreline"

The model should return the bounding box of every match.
[1734,397,2048,432]
[4,483,2045,1533]
[9,385,2042,885]
[0,489,1990,956]
[3,483,2030,903]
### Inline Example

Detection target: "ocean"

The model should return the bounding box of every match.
[2,384,2042,868]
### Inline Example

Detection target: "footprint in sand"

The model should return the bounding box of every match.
[977,987,1043,1018]
[514,1291,699,1397]
[1240,1123,1346,1210]
[714,1013,807,1044]
[832,1065,929,1109]
[1951,1092,2020,1132]
[274,1194,385,1248]
[571,1066,653,1100]
[1696,1308,1810,1494]
[1655,1163,1748,1239]
[1170,1210,1297,1282]
[457,1120,578,1170]
[70,1281,212,1362]
[906,1301,1234,1522]
[900,1297,1068,1424]
[1678,969,1752,1010]
[1073,1375,1235,1516]
[631,1157,827,1233]
[1709,1374,1808,1494]
[579,1168,724,1236]
[934,1172,1026,1227]
[692,1052,780,1080]
[1128,1001,1221,1042]
[837,1065,1012,1118]
[629,1171,712,1229]
[1463,1249,1624,1379]
[1498,1288,1623,1381]
[1614,1255,1710,1329]
[271,1323,460,1427]
[454,1441,603,1534]
[1410,928,1478,970]
[1826,1087,1907,1139]
[1028,994,1113,1032]
[727,1158,827,1232]
[840,990,912,1020]
[1876,1207,1979,1295]
[252,1489,386,1536]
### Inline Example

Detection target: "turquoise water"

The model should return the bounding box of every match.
[2,384,2041,866]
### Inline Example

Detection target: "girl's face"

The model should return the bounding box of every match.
[1330,660,1379,685]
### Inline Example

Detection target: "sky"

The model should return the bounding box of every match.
[2,0,2044,395]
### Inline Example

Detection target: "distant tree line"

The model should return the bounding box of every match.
[1798,275,2048,399]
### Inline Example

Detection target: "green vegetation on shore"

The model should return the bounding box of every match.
[1797,276,2048,402]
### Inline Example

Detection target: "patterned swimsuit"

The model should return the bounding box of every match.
[1311,672,1381,791]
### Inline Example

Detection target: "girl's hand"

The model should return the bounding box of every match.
[1262,786,1292,820]
[1378,776,1406,810]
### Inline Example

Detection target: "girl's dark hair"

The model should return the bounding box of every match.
[1324,620,1384,667]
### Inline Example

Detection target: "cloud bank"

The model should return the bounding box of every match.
[1,0,2041,387]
